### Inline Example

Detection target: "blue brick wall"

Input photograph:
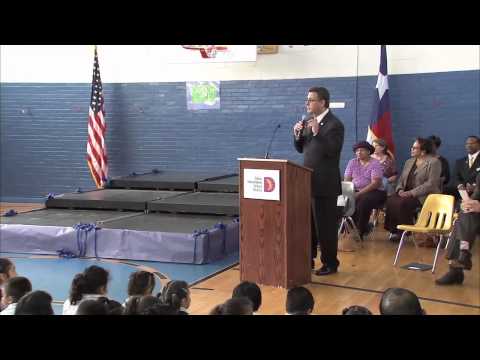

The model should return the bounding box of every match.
[1,70,479,201]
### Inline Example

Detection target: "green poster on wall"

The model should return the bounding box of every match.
[186,81,220,110]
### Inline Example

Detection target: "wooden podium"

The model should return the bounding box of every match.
[238,158,312,289]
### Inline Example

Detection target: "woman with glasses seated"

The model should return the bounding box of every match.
[344,141,386,240]
[371,138,398,196]
[384,138,442,242]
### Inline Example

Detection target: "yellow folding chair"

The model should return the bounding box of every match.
[393,194,455,273]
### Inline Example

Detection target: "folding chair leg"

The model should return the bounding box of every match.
[445,235,450,251]
[372,209,378,228]
[393,231,408,266]
[432,234,444,273]
[347,216,359,233]
[408,232,418,248]
[338,218,346,238]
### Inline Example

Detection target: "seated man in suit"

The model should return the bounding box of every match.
[445,135,480,200]
[436,173,480,285]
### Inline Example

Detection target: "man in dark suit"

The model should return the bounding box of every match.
[447,136,480,198]
[436,173,480,285]
[293,87,344,276]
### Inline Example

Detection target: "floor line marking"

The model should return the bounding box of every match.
[310,281,480,310]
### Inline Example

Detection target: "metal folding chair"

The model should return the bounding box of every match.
[337,181,362,250]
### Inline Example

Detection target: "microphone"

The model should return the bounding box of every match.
[264,123,281,159]
[302,112,315,126]
[296,112,314,138]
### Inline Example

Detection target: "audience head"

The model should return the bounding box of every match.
[75,297,123,315]
[127,271,155,297]
[232,281,262,313]
[411,138,433,158]
[372,138,389,157]
[2,276,32,307]
[0,258,17,285]
[14,290,54,315]
[342,305,373,315]
[159,280,190,312]
[99,297,123,315]
[76,299,108,315]
[69,265,110,305]
[124,295,163,315]
[307,86,330,112]
[353,141,375,160]
[142,303,179,315]
[466,136,480,154]
[379,288,425,315]
[286,286,315,315]
[209,297,254,315]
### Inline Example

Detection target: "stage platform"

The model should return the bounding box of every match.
[1,208,134,227]
[148,192,239,216]
[1,209,239,264]
[46,189,187,211]
[109,170,237,191]
[197,175,239,193]
[1,170,241,264]
[43,189,238,215]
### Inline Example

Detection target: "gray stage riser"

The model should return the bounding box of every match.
[147,207,238,217]
[46,203,147,211]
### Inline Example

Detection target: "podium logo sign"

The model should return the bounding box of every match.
[243,169,280,201]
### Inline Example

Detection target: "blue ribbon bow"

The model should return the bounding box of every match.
[57,223,100,259]
[3,209,18,217]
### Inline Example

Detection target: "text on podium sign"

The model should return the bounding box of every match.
[243,169,280,201]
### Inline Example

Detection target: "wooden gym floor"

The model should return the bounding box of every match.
[2,203,479,315]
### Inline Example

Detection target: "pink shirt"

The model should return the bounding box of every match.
[345,157,384,191]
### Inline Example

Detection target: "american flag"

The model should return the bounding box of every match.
[367,45,395,158]
[87,46,108,188]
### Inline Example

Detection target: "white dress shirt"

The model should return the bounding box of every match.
[62,294,105,315]
[0,303,17,315]
[312,108,330,136]
[316,108,330,125]
[468,151,479,168]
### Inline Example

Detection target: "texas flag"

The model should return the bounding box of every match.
[367,45,395,158]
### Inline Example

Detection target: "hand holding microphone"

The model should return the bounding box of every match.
[293,120,304,138]
[293,113,314,138]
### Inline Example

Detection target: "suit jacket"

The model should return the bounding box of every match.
[472,173,480,201]
[453,155,480,188]
[293,110,344,197]
[396,155,442,204]
[449,172,480,255]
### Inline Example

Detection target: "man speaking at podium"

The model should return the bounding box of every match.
[293,87,345,276]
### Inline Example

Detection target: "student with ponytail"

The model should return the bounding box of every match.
[124,295,159,315]
[124,270,155,306]
[63,265,110,315]
[159,280,191,315]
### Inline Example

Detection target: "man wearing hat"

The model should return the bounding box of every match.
[344,141,386,239]
[293,87,344,276]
